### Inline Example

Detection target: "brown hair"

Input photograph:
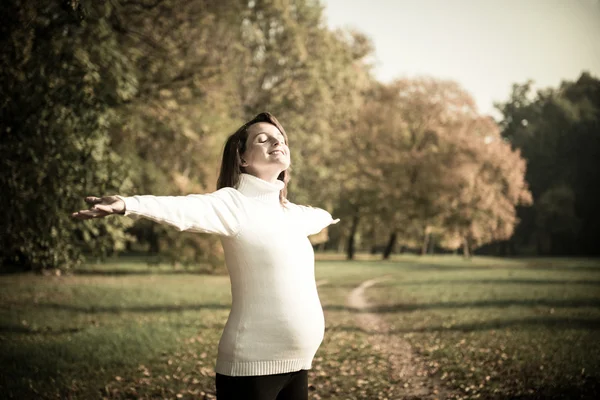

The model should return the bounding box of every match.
[217,112,290,203]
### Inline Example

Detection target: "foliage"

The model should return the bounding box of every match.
[102,0,249,269]
[496,72,600,255]
[440,116,532,255]
[0,0,135,271]
[233,0,375,207]
[3,0,594,271]
[2,0,375,270]
[106,0,375,267]
[339,78,531,257]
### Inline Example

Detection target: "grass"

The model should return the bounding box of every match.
[362,256,600,399]
[0,255,599,399]
[0,269,230,399]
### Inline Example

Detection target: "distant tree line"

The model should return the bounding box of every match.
[495,74,600,256]
[1,0,597,272]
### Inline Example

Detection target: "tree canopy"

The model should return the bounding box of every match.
[4,0,594,271]
[496,72,600,256]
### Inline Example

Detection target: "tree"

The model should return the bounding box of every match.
[496,72,600,255]
[439,117,532,257]
[341,77,531,258]
[0,0,135,271]
[103,0,246,267]
[347,78,470,256]
[104,0,375,264]
[233,0,374,204]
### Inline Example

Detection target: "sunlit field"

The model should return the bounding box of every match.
[1,256,599,399]
[328,256,600,399]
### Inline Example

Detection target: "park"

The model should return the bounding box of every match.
[1,0,600,399]
[2,255,599,398]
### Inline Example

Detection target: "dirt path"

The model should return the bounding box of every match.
[347,278,451,400]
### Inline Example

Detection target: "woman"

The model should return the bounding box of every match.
[73,112,339,400]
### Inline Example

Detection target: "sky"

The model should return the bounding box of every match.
[321,0,600,117]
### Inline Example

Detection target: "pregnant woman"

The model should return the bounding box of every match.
[73,112,339,400]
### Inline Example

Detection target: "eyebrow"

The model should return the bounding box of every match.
[255,130,283,135]
[253,131,284,139]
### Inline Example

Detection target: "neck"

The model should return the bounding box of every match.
[245,169,282,184]
[236,173,285,205]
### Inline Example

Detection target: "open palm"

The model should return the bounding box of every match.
[72,196,125,220]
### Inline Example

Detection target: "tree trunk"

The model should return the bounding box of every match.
[536,231,545,255]
[421,232,430,255]
[149,225,160,254]
[509,239,517,256]
[462,238,471,258]
[337,235,345,253]
[499,240,507,256]
[369,227,377,254]
[427,234,435,254]
[346,213,360,260]
[382,232,397,260]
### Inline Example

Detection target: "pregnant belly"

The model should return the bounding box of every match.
[272,306,325,351]
[219,302,325,360]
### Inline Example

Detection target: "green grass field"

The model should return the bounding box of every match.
[1,256,599,399]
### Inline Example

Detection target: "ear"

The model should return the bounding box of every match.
[240,158,248,166]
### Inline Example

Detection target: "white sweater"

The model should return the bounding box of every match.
[119,173,339,376]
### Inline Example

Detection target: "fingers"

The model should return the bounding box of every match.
[71,211,90,220]
[84,196,103,205]
[94,204,113,213]
[71,209,109,220]
[74,196,118,220]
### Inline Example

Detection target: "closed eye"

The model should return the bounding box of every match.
[255,133,284,144]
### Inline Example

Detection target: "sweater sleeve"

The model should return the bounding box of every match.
[116,188,244,236]
[284,202,340,236]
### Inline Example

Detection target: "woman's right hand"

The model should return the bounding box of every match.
[72,196,126,220]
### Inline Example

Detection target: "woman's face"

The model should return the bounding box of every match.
[241,122,290,178]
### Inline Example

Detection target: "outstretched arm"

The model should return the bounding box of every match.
[72,189,244,236]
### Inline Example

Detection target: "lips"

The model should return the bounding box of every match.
[269,150,285,155]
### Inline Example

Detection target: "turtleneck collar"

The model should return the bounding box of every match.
[236,173,284,205]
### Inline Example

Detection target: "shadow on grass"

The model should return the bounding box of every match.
[500,378,600,400]
[366,298,600,313]
[402,264,600,273]
[0,321,224,336]
[29,302,231,314]
[328,316,600,334]
[324,298,600,313]
[404,316,600,332]
[72,268,218,276]
[0,324,83,335]
[319,259,600,272]
[22,297,600,316]
[391,278,600,286]
[318,278,600,291]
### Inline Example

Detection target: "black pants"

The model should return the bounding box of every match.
[216,369,308,400]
